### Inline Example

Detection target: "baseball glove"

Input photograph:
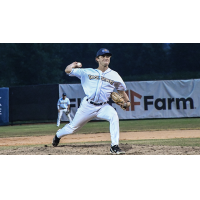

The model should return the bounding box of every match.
[111,92,129,110]
[65,109,70,115]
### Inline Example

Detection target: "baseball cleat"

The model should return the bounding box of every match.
[52,135,60,147]
[110,145,125,154]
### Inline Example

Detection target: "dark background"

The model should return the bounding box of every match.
[9,84,59,123]
[1,43,200,123]
[1,43,200,88]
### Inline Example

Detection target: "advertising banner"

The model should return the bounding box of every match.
[0,88,9,125]
[59,84,85,121]
[59,79,200,120]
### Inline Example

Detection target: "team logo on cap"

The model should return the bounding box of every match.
[102,49,108,52]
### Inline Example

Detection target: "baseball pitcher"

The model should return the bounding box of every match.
[53,48,130,154]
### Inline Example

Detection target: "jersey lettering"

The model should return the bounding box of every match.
[88,75,100,80]
[88,75,114,85]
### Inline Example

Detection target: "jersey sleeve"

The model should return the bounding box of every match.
[114,82,127,91]
[67,98,70,105]
[68,68,82,79]
[114,75,127,91]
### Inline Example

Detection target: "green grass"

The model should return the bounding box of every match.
[119,118,200,132]
[121,138,200,147]
[0,124,59,138]
[0,118,200,138]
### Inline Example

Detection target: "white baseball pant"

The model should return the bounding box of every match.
[56,97,120,146]
[57,109,72,127]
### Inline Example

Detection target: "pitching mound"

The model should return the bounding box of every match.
[1,142,200,155]
[0,130,200,155]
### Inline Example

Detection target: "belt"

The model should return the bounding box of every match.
[86,99,107,106]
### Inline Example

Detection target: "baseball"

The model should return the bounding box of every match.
[77,62,82,67]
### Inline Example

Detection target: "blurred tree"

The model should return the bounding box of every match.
[0,43,63,86]
[0,43,20,86]
[169,43,200,72]
[1,43,199,87]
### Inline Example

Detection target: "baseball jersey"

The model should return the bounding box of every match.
[57,97,70,109]
[68,68,126,103]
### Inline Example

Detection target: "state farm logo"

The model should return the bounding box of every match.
[126,90,194,111]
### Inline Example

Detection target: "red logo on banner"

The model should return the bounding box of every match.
[126,90,142,111]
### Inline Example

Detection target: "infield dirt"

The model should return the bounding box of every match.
[0,130,200,155]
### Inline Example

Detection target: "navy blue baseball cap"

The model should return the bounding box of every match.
[63,93,66,96]
[96,48,112,57]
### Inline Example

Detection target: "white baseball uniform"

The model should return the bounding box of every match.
[57,97,72,126]
[56,67,126,146]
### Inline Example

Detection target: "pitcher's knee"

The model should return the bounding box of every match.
[109,112,119,122]
[57,124,78,138]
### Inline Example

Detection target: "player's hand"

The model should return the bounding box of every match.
[58,110,60,113]
[70,62,82,68]
[126,101,131,107]
[75,62,82,68]
[65,62,82,73]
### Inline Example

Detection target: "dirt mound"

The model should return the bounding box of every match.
[1,143,200,155]
[0,130,200,155]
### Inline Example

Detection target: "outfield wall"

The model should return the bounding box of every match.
[9,84,59,123]
[59,79,200,120]
[0,88,9,125]
[1,78,199,125]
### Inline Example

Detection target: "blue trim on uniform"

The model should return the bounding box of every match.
[104,68,111,74]
[93,69,102,102]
